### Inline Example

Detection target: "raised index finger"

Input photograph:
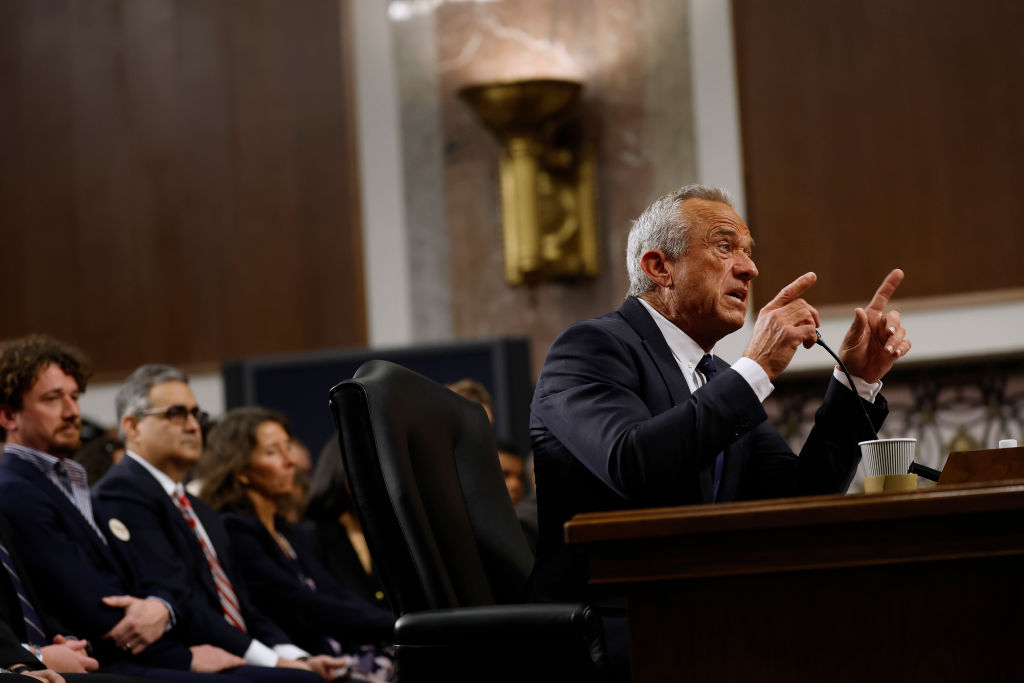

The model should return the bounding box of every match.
[765,271,817,310]
[867,268,905,311]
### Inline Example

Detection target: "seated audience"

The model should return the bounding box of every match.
[93,365,340,682]
[0,335,319,682]
[0,512,161,683]
[301,440,390,611]
[198,409,394,681]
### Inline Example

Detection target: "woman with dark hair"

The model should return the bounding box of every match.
[198,408,394,681]
[300,439,389,611]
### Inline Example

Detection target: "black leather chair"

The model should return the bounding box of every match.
[328,360,608,682]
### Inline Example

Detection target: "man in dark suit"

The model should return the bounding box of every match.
[0,514,162,683]
[530,184,912,603]
[0,335,315,683]
[93,365,343,681]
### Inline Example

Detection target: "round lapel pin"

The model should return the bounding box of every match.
[108,518,131,542]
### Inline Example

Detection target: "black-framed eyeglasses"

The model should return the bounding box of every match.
[137,404,209,426]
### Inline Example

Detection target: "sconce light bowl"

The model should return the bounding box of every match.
[459,78,599,286]
[458,79,582,139]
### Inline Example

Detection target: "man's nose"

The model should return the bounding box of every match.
[735,251,758,280]
[184,411,201,431]
[63,394,81,418]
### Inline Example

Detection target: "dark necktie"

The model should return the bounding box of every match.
[0,538,48,646]
[696,354,726,500]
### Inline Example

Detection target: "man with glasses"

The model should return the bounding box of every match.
[0,336,324,683]
[93,366,342,682]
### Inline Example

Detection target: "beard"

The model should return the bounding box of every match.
[49,421,83,455]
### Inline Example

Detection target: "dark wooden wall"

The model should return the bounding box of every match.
[0,0,366,377]
[733,0,1024,310]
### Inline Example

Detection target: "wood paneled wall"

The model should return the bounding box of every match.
[733,0,1024,310]
[0,0,365,377]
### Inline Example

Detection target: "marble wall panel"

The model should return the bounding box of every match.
[391,0,697,377]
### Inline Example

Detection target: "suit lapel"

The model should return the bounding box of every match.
[619,297,715,502]
[618,297,692,406]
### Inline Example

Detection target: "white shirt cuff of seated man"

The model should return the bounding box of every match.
[244,639,310,666]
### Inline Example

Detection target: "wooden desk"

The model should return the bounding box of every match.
[566,481,1024,682]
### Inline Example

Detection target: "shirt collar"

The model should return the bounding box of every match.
[125,450,180,497]
[2,443,89,479]
[636,297,714,370]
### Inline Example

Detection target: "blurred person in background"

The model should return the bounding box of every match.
[71,420,124,486]
[278,440,311,525]
[301,440,389,611]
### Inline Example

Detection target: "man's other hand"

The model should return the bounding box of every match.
[22,670,65,682]
[101,595,170,654]
[745,272,821,379]
[837,268,911,383]
[40,635,99,673]
[188,645,246,673]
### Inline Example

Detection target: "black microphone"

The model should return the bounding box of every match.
[814,330,878,440]
[814,331,940,481]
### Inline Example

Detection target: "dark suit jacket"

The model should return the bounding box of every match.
[0,515,67,666]
[0,516,170,683]
[529,296,887,601]
[0,454,190,670]
[0,611,42,672]
[297,519,390,611]
[222,514,393,655]
[92,457,292,656]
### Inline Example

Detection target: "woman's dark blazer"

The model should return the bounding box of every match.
[221,513,393,655]
[297,518,390,611]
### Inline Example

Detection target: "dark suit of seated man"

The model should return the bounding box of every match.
[0,335,325,683]
[93,365,344,681]
[0,514,162,683]
[529,186,912,675]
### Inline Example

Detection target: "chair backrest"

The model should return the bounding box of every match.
[328,360,535,616]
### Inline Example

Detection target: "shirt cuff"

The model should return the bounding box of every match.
[273,644,310,661]
[832,367,882,403]
[145,596,176,631]
[244,639,280,667]
[733,357,774,403]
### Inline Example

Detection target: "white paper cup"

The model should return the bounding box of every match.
[859,438,917,477]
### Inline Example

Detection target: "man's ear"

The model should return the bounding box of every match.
[640,249,674,288]
[120,413,139,443]
[0,404,17,432]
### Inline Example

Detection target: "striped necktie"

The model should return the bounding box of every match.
[0,538,48,646]
[696,354,726,500]
[172,487,247,633]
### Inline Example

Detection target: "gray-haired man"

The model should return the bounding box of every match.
[529,184,912,604]
[93,365,341,682]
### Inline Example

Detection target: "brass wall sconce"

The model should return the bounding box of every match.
[459,79,599,286]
